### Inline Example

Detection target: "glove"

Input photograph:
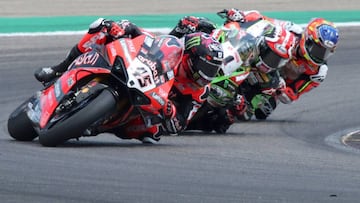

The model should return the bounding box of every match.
[310,64,328,83]
[284,21,303,35]
[175,16,199,34]
[278,87,298,104]
[224,8,245,22]
[103,20,126,39]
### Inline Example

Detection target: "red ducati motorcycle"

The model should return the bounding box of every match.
[7,33,183,146]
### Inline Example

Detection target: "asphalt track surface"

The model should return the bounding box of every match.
[1,1,360,203]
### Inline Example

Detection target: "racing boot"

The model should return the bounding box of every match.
[213,109,234,133]
[112,116,163,144]
[140,130,162,144]
[34,45,82,83]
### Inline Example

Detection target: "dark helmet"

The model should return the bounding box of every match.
[182,32,224,87]
[197,17,217,34]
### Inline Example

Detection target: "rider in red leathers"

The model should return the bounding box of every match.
[34,18,224,143]
[171,13,298,124]
[120,31,223,142]
[218,8,339,119]
[278,17,339,105]
[34,18,144,83]
[169,14,298,130]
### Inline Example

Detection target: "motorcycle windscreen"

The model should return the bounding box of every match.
[126,35,183,108]
[67,50,111,70]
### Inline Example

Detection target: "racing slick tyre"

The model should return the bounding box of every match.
[38,89,117,147]
[7,98,39,141]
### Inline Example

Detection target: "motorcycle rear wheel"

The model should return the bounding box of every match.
[38,89,117,147]
[7,98,38,141]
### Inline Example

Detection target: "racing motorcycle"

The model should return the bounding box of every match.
[186,27,252,133]
[187,17,287,133]
[224,19,291,121]
[7,33,183,147]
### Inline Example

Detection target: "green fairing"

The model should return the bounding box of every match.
[208,69,248,106]
[251,94,272,110]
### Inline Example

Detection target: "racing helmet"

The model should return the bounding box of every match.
[255,25,296,73]
[197,17,217,34]
[299,18,339,67]
[182,32,224,87]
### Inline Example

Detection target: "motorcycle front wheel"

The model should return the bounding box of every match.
[38,89,117,147]
[7,97,39,141]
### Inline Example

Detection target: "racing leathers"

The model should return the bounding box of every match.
[220,8,329,120]
[34,18,143,83]
[171,13,296,125]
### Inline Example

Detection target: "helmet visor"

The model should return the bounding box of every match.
[257,42,289,72]
[305,38,333,64]
[191,56,220,86]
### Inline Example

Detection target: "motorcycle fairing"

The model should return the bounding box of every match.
[34,33,183,130]
[223,19,275,38]
[106,34,183,112]
[36,51,113,128]
[209,69,249,107]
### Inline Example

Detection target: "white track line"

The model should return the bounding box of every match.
[0,22,359,37]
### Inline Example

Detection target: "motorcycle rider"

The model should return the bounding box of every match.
[278,17,339,105]
[34,18,224,143]
[34,18,143,83]
[34,16,218,84]
[218,8,339,120]
[170,14,297,130]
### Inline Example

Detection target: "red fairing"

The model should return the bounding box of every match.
[106,34,183,114]
[39,67,111,128]
[139,35,183,112]
[77,32,107,53]
[40,33,183,133]
[106,35,147,66]
[39,86,57,128]
[157,36,183,74]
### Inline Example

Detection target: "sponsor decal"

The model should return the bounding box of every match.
[167,70,174,80]
[185,36,201,49]
[108,43,117,57]
[126,40,136,53]
[54,81,62,98]
[144,36,154,47]
[67,77,74,87]
[235,73,249,82]
[137,55,159,83]
[151,92,165,106]
[73,52,100,66]
[132,66,152,88]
